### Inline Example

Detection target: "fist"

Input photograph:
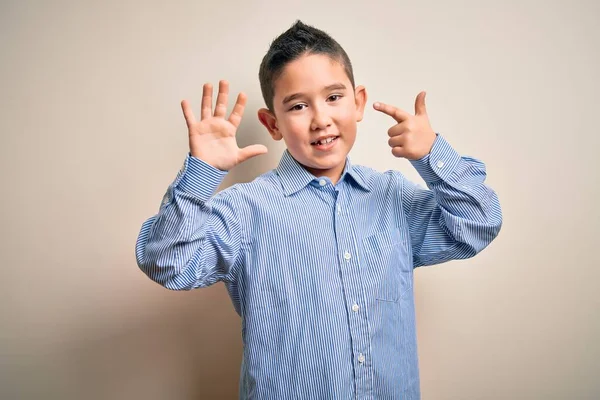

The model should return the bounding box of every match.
[373,91,436,160]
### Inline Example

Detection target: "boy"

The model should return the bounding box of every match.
[136,20,502,399]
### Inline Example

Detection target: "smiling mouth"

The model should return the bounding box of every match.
[311,136,339,146]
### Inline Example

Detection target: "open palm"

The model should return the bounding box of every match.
[181,80,267,171]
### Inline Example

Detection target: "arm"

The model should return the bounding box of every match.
[135,80,267,290]
[135,155,242,290]
[403,134,502,267]
[373,92,502,267]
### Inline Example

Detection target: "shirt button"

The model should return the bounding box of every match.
[344,251,351,260]
[319,179,327,186]
[436,160,445,168]
[358,353,365,363]
[352,303,359,312]
[337,204,342,213]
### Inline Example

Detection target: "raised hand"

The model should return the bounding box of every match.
[181,80,268,171]
[373,91,437,160]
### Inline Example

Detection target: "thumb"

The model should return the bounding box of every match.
[238,144,268,163]
[415,91,427,116]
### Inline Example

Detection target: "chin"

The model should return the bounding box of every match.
[311,159,346,171]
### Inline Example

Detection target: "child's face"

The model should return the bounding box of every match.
[258,53,367,182]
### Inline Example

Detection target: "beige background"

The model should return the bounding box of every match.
[1,0,599,399]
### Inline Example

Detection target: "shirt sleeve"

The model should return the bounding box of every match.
[401,134,503,268]
[135,154,244,290]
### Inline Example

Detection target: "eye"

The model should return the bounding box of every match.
[328,94,343,101]
[289,103,306,111]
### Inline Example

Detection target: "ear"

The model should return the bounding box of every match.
[257,108,283,141]
[354,85,367,122]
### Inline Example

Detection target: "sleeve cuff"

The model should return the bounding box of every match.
[175,153,228,201]
[409,134,462,183]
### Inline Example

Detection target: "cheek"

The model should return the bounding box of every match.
[284,117,309,136]
[279,118,308,147]
[338,100,357,118]
[337,106,358,129]
[289,117,307,131]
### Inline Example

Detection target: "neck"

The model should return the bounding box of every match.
[305,160,346,185]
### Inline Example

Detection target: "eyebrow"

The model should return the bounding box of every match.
[282,83,348,105]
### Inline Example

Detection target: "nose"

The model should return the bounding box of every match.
[310,105,332,131]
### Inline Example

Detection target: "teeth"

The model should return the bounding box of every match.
[315,137,336,145]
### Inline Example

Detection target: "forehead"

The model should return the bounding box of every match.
[273,54,350,100]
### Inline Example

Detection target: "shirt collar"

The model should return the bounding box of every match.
[275,149,371,196]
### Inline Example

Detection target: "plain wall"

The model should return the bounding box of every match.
[1,0,599,398]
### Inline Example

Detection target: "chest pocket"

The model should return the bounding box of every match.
[361,228,412,302]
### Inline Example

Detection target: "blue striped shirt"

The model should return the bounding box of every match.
[135,134,502,399]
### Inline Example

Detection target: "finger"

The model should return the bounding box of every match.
[388,135,405,148]
[238,144,268,163]
[214,80,229,118]
[373,102,410,122]
[414,91,427,116]
[201,83,213,120]
[180,100,196,128]
[391,146,407,158]
[228,92,247,128]
[387,123,408,137]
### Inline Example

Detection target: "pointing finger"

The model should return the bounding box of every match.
[373,102,410,122]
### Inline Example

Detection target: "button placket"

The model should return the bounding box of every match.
[333,187,370,389]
